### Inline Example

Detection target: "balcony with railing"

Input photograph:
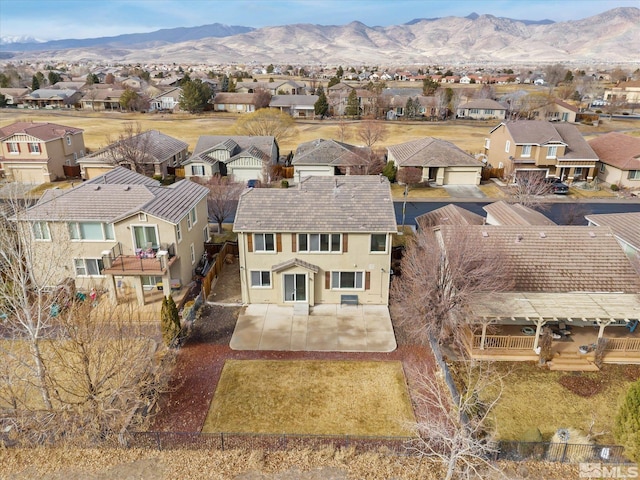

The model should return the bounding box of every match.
[101,242,177,275]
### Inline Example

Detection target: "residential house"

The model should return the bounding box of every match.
[0,121,85,183]
[79,88,124,111]
[531,99,579,123]
[437,225,640,368]
[483,201,556,226]
[212,93,256,113]
[150,87,183,112]
[387,137,483,186]
[269,95,318,118]
[456,99,506,120]
[21,89,83,108]
[18,167,209,305]
[77,130,188,180]
[233,175,397,306]
[292,139,372,177]
[586,212,640,258]
[183,135,278,182]
[484,121,599,182]
[0,88,30,106]
[51,81,86,90]
[415,204,485,229]
[589,132,640,189]
[604,80,640,105]
[235,80,305,95]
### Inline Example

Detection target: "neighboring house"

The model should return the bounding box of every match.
[233,175,397,306]
[531,99,579,123]
[589,132,640,189]
[77,130,188,179]
[387,137,483,186]
[484,121,599,182]
[17,167,209,305]
[235,80,305,95]
[212,93,256,113]
[269,95,318,118]
[149,87,182,112]
[183,135,278,182]
[21,89,83,108]
[415,204,485,229]
[456,99,506,120]
[79,88,124,111]
[0,121,85,183]
[585,212,640,258]
[0,87,30,106]
[604,80,640,105]
[437,225,640,368]
[292,139,372,177]
[483,201,556,226]
[51,81,86,90]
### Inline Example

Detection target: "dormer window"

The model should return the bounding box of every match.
[546,145,558,159]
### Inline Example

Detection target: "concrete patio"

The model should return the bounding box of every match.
[230,304,397,352]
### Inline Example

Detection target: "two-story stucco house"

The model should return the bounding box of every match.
[456,99,507,120]
[0,121,85,183]
[233,176,397,307]
[19,167,209,305]
[484,121,599,182]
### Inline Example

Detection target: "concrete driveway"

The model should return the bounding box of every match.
[442,185,487,198]
[230,304,397,352]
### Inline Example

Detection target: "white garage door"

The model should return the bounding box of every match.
[296,166,334,177]
[443,169,479,185]
[231,168,261,182]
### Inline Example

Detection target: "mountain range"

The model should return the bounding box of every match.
[1,8,638,65]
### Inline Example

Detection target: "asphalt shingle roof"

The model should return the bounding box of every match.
[0,121,83,141]
[588,132,640,171]
[234,176,397,233]
[387,137,481,168]
[84,130,187,165]
[293,139,371,166]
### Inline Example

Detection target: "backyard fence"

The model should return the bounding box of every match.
[495,441,629,464]
[201,241,238,300]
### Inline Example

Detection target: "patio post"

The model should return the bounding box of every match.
[596,318,613,339]
[480,322,487,350]
[532,318,546,351]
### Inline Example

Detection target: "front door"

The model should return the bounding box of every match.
[283,273,306,302]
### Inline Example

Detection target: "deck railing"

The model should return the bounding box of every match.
[604,337,640,352]
[472,334,535,350]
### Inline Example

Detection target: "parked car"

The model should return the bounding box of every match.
[247,179,260,188]
[543,177,569,194]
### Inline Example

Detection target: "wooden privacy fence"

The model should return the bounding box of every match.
[201,241,238,299]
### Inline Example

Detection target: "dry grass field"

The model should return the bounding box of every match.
[202,359,415,437]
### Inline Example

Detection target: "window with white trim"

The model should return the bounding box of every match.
[74,258,104,276]
[505,140,510,153]
[66,136,72,146]
[203,225,209,242]
[370,234,387,253]
[599,163,606,173]
[254,233,275,252]
[190,207,197,227]
[484,138,490,149]
[331,271,364,290]
[176,222,182,242]
[521,145,532,158]
[298,233,340,253]
[191,165,205,176]
[7,142,18,154]
[28,143,40,154]
[250,271,271,287]
[628,170,640,180]
[546,145,558,158]
[68,222,114,241]
[32,221,50,240]
[190,243,195,264]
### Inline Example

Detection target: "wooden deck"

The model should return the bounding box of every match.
[103,255,177,275]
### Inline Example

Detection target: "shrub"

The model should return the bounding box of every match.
[614,379,640,462]
[161,295,181,347]
[280,179,289,188]
[558,374,606,397]
[382,162,396,183]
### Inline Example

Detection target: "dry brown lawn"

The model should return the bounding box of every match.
[390,183,449,199]
[202,359,415,437]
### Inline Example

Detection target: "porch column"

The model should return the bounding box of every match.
[532,318,547,351]
[105,274,118,305]
[134,276,146,306]
[162,272,171,300]
[480,322,488,350]
[596,318,613,339]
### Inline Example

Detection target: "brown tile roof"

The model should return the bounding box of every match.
[234,175,397,233]
[416,204,485,228]
[213,93,256,104]
[387,137,481,168]
[585,212,640,252]
[588,132,640,171]
[458,99,506,110]
[0,121,83,141]
[483,201,556,226]
[437,225,640,293]
[293,139,370,166]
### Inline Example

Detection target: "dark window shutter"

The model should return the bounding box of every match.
[365,271,370,290]
[247,234,253,252]
[325,271,330,289]
[342,233,348,253]
[291,233,296,252]
[276,233,282,252]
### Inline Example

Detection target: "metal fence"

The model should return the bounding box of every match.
[496,441,629,464]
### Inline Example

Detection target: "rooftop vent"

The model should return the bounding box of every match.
[515,234,523,243]
[481,231,489,237]
[589,231,596,238]
[94,185,100,191]
[539,232,546,238]
[124,186,130,191]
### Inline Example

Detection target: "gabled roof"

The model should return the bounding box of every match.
[483,201,556,226]
[458,99,506,110]
[0,121,83,141]
[269,95,318,107]
[437,225,640,293]
[588,132,640,171]
[213,93,255,104]
[22,167,208,225]
[24,89,80,100]
[416,204,485,228]
[272,258,320,273]
[387,137,481,168]
[186,136,275,166]
[83,130,187,165]
[293,139,371,166]
[234,176,397,233]
[585,212,640,252]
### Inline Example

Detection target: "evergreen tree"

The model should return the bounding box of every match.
[221,75,229,92]
[266,64,274,73]
[0,93,7,108]
[336,65,344,78]
[31,75,40,91]
[328,77,340,88]
[345,89,360,118]
[405,97,416,119]
[35,71,45,87]
[314,85,329,117]
[228,78,236,93]
[422,77,439,96]
[382,161,396,183]
[614,379,640,462]
[179,79,212,113]
[48,71,62,85]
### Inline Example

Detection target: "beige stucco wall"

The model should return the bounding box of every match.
[597,164,639,189]
[237,232,392,306]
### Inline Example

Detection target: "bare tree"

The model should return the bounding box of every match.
[396,166,423,186]
[253,87,272,110]
[234,109,297,145]
[104,122,153,176]
[198,176,244,233]
[510,92,551,119]
[506,169,552,210]
[408,361,507,480]
[355,119,387,148]
[391,227,514,350]
[341,147,384,176]
[335,118,350,143]
[544,64,565,91]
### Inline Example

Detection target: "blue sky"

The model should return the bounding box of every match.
[0,0,635,41]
